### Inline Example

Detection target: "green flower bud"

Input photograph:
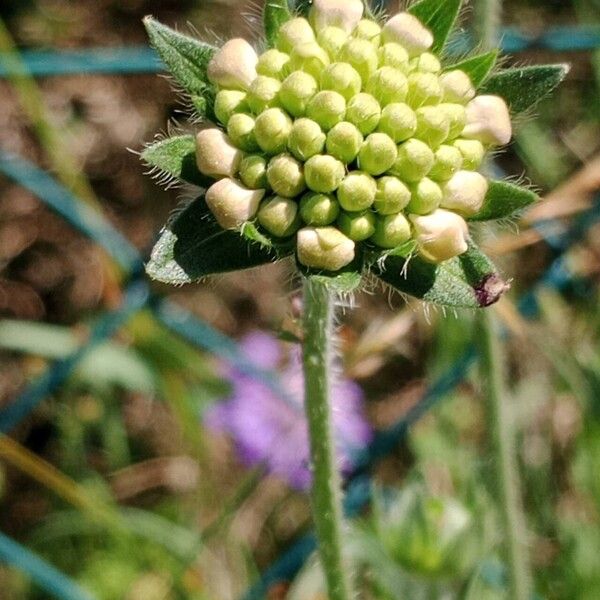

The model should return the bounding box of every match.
[389,138,435,182]
[407,72,443,107]
[246,76,281,113]
[371,213,412,249]
[297,226,355,271]
[377,102,417,143]
[300,192,340,225]
[337,210,376,241]
[410,209,469,262]
[410,52,441,73]
[463,95,512,146]
[374,176,411,215]
[358,133,398,176]
[317,26,348,60]
[239,154,269,189]
[206,178,265,229]
[437,103,467,139]
[321,62,362,101]
[279,71,318,117]
[196,128,243,178]
[367,67,409,106]
[452,138,485,170]
[414,106,450,148]
[382,12,434,56]
[267,153,306,198]
[346,93,382,135]
[439,70,476,105]
[337,170,377,211]
[353,19,382,47]
[289,42,331,80]
[440,170,489,216]
[428,144,463,181]
[326,121,364,163]
[378,43,409,73]
[306,90,347,132]
[305,154,346,193]
[288,118,326,161]
[214,90,248,126]
[277,18,316,54]
[207,38,258,90]
[257,49,290,80]
[258,196,301,237]
[310,0,364,34]
[407,177,442,214]
[254,108,293,155]
[339,38,379,84]
[227,113,259,152]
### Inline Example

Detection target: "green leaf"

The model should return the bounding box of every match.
[444,50,498,87]
[373,241,508,308]
[305,270,363,293]
[479,64,570,115]
[143,17,217,116]
[141,135,212,188]
[264,0,293,48]
[146,196,286,284]
[469,180,538,222]
[408,0,463,53]
[292,0,311,16]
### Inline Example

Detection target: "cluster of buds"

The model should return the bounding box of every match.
[196,0,512,272]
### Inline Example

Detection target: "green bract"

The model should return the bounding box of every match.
[143,1,567,308]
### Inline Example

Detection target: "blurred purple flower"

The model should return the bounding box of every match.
[205,331,372,490]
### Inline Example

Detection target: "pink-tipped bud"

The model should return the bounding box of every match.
[410,209,469,263]
[207,39,258,90]
[205,178,265,230]
[297,226,355,271]
[196,128,243,179]
[310,0,364,34]
[463,95,512,146]
[382,12,434,56]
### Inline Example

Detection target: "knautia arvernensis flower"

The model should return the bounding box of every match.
[205,331,372,491]
[143,0,567,306]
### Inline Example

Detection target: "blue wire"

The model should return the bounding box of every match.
[0,531,96,600]
[0,26,598,79]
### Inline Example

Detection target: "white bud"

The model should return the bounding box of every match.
[297,226,355,271]
[439,70,476,104]
[440,171,488,217]
[382,12,434,56]
[410,209,469,263]
[310,0,364,34]
[205,178,265,230]
[207,39,258,90]
[196,128,243,179]
[462,95,512,146]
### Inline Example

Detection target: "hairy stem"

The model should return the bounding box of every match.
[477,310,531,600]
[302,276,352,600]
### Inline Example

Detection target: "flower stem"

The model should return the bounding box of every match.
[302,276,352,600]
[477,310,531,600]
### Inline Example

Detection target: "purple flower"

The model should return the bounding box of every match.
[205,331,372,490]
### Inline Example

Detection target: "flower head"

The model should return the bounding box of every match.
[193,7,512,273]
[205,331,372,490]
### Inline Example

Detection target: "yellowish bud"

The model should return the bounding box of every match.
[297,226,356,271]
[207,38,258,90]
[277,18,316,54]
[463,95,512,146]
[440,171,488,217]
[195,128,243,179]
[439,70,476,104]
[410,209,469,262]
[258,196,301,237]
[206,178,264,229]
